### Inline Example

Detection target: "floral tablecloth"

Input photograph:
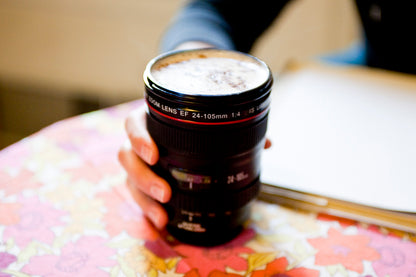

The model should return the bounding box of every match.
[1,100,415,277]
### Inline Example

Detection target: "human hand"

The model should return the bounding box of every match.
[118,105,172,238]
[118,104,272,238]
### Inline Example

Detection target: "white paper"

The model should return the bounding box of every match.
[261,67,416,213]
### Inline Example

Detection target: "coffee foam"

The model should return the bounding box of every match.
[150,50,269,95]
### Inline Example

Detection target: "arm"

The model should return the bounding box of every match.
[160,0,292,53]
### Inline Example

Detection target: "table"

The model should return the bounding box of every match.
[1,96,416,276]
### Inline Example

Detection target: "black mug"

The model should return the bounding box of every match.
[143,49,273,245]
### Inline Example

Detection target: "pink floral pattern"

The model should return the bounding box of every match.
[0,202,21,225]
[22,236,116,277]
[2,197,67,248]
[308,228,380,273]
[98,186,158,240]
[0,143,29,169]
[1,100,415,276]
[359,228,416,277]
[0,169,44,197]
[0,252,17,277]
[174,229,255,277]
[251,257,319,277]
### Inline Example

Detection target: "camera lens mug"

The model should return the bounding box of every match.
[143,49,272,246]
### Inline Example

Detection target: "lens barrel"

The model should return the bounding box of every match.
[143,49,272,245]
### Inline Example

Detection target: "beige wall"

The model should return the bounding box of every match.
[0,0,360,148]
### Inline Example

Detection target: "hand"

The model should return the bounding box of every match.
[118,105,172,238]
[118,104,272,238]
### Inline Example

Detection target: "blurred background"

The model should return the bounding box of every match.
[0,0,360,149]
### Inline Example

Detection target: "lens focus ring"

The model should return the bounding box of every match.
[146,113,268,155]
[167,178,260,213]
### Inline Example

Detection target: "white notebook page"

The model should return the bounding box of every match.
[261,64,416,213]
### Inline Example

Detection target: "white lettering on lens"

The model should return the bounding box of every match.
[161,105,177,115]
[180,110,189,117]
[227,171,248,184]
[178,222,206,232]
[147,95,160,108]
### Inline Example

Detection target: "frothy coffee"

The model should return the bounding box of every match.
[149,50,269,95]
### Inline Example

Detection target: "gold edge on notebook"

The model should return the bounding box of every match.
[259,183,416,234]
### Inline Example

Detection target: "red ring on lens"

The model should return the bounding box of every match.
[146,100,268,126]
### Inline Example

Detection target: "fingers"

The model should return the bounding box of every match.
[119,140,171,204]
[125,105,159,165]
[119,142,170,229]
[126,177,169,231]
[119,106,172,231]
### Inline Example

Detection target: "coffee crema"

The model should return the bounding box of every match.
[149,50,270,95]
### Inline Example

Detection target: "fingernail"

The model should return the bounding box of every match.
[149,208,162,229]
[150,185,165,203]
[140,145,153,164]
[122,140,132,151]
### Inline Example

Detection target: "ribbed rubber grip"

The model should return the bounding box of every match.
[146,112,268,156]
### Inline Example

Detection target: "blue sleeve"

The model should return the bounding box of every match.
[160,0,292,53]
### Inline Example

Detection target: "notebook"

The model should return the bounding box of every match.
[260,62,416,214]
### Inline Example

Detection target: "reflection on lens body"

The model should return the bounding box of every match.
[143,49,272,246]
